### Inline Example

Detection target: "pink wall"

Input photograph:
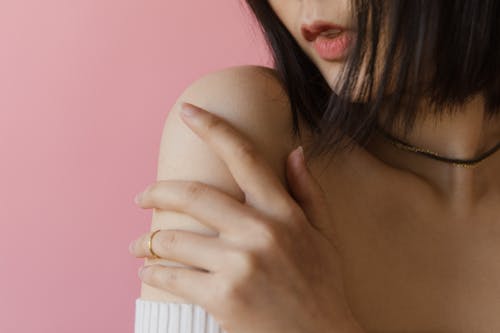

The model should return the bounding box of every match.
[0,1,270,331]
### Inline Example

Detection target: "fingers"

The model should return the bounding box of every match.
[138,264,214,307]
[286,146,333,235]
[135,179,259,234]
[129,229,227,272]
[179,102,298,222]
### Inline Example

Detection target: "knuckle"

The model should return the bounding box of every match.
[253,221,280,247]
[183,181,207,202]
[275,198,302,223]
[234,141,260,165]
[159,230,179,253]
[251,219,298,255]
[217,277,244,304]
[161,269,178,284]
[282,205,301,224]
[205,113,223,130]
[228,248,259,274]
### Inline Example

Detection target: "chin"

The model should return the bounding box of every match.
[318,63,343,89]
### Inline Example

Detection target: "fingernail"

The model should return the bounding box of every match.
[128,240,136,254]
[181,104,200,117]
[134,193,142,204]
[297,146,304,162]
[296,146,309,170]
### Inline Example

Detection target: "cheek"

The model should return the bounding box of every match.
[267,0,291,23]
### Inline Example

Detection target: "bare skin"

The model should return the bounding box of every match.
[266,1,500,329]
[134,1,500,330]
[135,64,500,332]
[294,96,500,332]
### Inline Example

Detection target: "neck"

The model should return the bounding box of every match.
[365,94,500,212]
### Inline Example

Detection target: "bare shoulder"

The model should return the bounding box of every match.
[158,65,297,202]
[176,64,293,131]
[141,65,299,302]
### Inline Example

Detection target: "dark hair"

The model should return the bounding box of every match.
[242,0,500,161]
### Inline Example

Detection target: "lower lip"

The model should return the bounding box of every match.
[312,31,355,61]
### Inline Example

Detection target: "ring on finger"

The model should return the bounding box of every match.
[148,229,162,259]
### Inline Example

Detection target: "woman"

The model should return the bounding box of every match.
[129,0,500,332]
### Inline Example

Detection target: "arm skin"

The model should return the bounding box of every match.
[139,65,297,303]
[137,64,367,333]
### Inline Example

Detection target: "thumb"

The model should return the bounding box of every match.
[286,146,331,233]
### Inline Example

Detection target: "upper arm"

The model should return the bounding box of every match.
[140,65,296,302]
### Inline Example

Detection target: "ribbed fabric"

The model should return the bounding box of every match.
[135,298,227,333]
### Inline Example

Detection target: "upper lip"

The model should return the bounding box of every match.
[301,20,349,42]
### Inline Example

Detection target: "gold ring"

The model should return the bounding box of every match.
[148,229,162,259]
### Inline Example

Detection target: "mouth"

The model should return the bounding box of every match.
[301,20,356,61]
[313,32,355,61]
[301,20,351,42]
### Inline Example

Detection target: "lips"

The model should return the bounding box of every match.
[301,20,349,42]
[301,20,356,61]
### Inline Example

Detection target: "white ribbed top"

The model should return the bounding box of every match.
[135,298,228,333]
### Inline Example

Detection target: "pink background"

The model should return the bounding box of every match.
[0,1,270,331]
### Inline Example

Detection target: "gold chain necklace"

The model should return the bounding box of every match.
[375,126,500,168]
